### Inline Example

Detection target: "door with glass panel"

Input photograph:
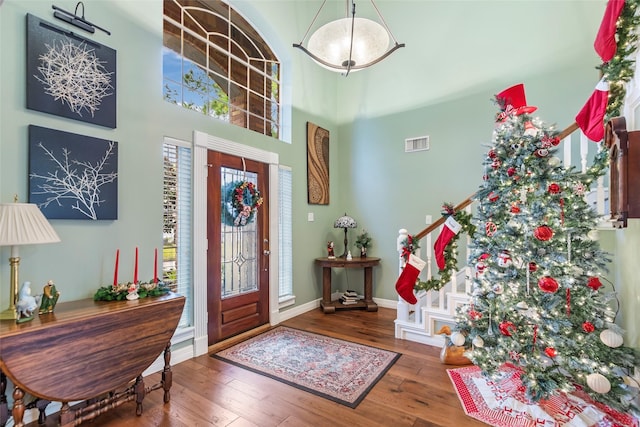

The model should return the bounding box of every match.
[207,151,269,344]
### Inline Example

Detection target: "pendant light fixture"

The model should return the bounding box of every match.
[293,0,405,76]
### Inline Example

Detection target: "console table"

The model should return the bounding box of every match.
[0,292,185,427]
[315,257,380,313]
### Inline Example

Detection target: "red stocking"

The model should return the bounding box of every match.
[434,216,462,270]
[594,0,625,63]
[576,79,609,142]
[395,254,425,304]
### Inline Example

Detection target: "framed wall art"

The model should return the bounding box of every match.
[28,125,118,220]
[307,122,330,205]
[26,14,117,128]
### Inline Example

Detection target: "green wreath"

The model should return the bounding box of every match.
[414,203,475,292]
[222,180,263,227]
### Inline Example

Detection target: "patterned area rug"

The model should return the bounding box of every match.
[212,326,400,408]
[448,364,639,427]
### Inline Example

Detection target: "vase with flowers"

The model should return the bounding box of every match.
[355,229,372,258]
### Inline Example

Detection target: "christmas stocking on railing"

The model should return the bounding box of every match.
[395,253,426,305]
[434,215,462,271]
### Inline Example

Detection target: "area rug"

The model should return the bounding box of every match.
[212,326,400,408]
[448,364,639,427]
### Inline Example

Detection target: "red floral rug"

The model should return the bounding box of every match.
[212,326,400,408]
[448,364,638,427]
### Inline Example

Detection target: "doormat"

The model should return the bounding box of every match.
[448,364,638,427]
[212,326,400,408]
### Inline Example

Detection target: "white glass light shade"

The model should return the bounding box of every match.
[307,17,390,72]
[0,203,61,247]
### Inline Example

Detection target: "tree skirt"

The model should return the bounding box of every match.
[212,326,400,408]
[448,364,638,427]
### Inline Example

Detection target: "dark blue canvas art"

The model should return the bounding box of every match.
[29,125,118,220]
[26,14,117,128]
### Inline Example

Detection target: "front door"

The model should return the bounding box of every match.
[207,150,270,344]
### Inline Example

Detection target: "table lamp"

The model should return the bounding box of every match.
[0,201,61,320]
[334,213,357,258]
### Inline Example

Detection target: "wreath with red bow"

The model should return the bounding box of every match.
[223,180,263,227]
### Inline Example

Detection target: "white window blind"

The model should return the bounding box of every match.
[163,141,193,327]
[278,166,293,299]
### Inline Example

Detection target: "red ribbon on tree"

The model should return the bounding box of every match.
[533,324,538,345]
[560,198,565,225]
[566,288,571,317]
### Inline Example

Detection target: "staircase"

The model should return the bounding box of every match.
[394,126,610,347]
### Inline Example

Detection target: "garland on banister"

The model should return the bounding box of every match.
[413,204,475,293]
[588,0,640,175]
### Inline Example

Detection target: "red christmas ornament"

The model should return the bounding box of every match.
[534,225,553,241]
[492,160,501,169]
[488,192,499,202]
[528,262,538,272]
[507,167,516,177]
[510,204,521,214]
[582,321,595,333]
[544,347,557,358]
[488,149,497,159]
[587,277,603,291]
[469,309,483,320]
[541,135,561,147]
[538,276,559,293]
[547,183,561,194]
[499,320,516,337]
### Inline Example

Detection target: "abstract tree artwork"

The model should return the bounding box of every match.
[29,125,118,220]
[26,14,117,128]
[307,122,330,205]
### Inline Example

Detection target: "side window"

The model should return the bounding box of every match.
[163,0,281,139]
[278,166,293,304]
[163,139,193,327]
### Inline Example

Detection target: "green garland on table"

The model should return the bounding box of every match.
[414,203,475,293]
[94,280,170,301]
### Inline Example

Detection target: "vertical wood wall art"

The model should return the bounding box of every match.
[307,122,330,205]
[26,14,117,128]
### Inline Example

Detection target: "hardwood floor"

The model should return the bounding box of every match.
[27,307,486,427]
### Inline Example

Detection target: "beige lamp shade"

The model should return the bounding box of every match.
[0,203,61,248]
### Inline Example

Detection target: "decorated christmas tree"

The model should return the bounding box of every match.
[452,84,639,413]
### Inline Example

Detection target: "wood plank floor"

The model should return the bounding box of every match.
[28,307,487,427]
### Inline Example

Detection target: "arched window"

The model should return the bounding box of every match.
[163,0,281,139]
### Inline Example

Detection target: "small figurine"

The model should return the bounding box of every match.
[327,241,335,259]
[39,280,60,314]
[16,281,42,323]
[346,250,353,261]
[126,283,139,300]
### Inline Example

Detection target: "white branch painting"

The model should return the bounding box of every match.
[36,39,113,118]
[30,139,118,220]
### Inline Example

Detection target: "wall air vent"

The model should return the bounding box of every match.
[405,135,430,153]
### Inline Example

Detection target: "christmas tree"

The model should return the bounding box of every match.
[453,84,639,412]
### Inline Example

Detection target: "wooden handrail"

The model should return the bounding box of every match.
[414,196,474,240]
[410,121,581,241]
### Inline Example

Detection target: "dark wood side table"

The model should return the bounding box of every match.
[315,257,380,313]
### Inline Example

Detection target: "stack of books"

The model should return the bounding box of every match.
[339,290,360,305]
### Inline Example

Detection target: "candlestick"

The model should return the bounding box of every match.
[113,249,119,287]
[154,248,158,284]
[134,247,138,284]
